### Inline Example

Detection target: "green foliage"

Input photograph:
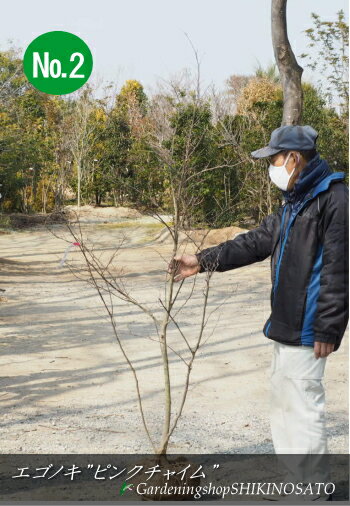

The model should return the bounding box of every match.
[0,40,348,227]
[302,82,348,172]
[300,10,349,118]
[163,101,235,226]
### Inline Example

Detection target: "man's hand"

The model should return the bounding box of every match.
[167,254,200,282]
[314,341,335,359]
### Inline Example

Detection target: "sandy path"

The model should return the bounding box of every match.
[0,221,348,454]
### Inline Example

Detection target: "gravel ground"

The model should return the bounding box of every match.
[0,218,348,455]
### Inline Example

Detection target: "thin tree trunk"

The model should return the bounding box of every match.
[77,164,81,208]
[271,0,304,125]
[112,189,118,207]
[157,206,180,455]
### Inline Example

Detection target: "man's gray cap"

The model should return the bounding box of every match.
[250,125,318,159]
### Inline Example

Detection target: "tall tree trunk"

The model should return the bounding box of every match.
[271,0,304,125]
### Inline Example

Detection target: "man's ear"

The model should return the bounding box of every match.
[291,151,301,168]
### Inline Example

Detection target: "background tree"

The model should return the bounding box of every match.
[66,87,97,208]
[271,0,303,125]
[300,10,349,124]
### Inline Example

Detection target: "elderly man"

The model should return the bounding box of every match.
[168,125,349,497]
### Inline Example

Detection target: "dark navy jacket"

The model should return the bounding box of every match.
[195,154,349,351]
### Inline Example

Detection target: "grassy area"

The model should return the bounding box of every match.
[0,214,12,233]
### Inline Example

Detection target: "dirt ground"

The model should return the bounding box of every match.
[0,210,348,454]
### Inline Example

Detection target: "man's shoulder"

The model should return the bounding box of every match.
[327,178,348,201]
[318,174,348,203]
[318,178,349,224]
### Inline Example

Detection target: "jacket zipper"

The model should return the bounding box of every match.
[272,203,289,294]
[266,196,312,337]
[272,198,310,298]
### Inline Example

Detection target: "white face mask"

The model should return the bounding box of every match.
[268,152,298,191]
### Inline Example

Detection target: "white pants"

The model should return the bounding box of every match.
[269,341,329,483]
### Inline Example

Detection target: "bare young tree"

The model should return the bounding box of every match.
[54,69,238,458]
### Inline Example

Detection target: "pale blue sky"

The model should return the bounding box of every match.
[1,0,348,95]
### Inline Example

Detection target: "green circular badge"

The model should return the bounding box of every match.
[23,31,93,95]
